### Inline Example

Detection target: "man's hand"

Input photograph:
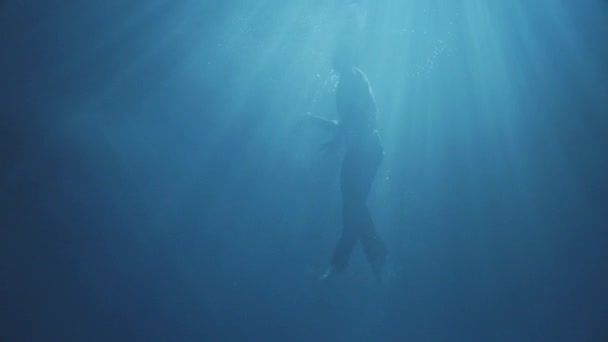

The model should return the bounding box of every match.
[304,112,339,130]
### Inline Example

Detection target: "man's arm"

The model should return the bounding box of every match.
[304,112,339,130]
[301,112,344,152]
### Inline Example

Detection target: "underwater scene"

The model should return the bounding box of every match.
[1,1,607,341]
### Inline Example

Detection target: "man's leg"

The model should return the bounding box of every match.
[359,206,387,279]
[330,219,358,272]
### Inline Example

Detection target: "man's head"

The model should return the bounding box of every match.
[331,44,359,75]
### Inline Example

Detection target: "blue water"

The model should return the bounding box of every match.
[2,1,607,341]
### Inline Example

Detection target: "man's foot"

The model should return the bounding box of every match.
[319,267,336,281]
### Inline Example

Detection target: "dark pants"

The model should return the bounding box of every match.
[331,134,387,272]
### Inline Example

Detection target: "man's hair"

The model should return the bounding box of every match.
[331,44,359,73]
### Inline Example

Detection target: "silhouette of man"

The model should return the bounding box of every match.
[314,47,388,281]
